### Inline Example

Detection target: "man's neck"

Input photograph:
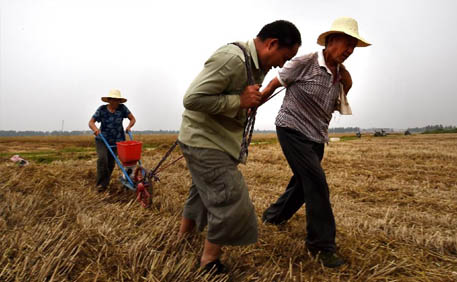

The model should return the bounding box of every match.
[253,37,265,71]
[323,49,337,67]
[323,49,338,73]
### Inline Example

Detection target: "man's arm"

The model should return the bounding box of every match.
[260,77,283,105]
[258,55,307,105]
[183,51,262,118]
[340,64,352,94]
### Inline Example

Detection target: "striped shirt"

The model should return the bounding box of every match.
[275,50,341,143]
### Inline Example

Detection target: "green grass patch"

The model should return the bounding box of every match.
[3,148,97,164]
[60,146,93,153]
[422,128,457,134]
[14,151,61,164]
[251,139,278,146]
[340,136,360,141]
[142,143,160,149]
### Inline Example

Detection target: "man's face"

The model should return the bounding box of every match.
[262,40,300,71]
[326,34,358,64]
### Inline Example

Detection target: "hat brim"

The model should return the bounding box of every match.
[101,97,127,103]
[317,30,371,47]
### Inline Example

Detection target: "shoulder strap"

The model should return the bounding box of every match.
[230,42,255,85]
[229,42,257,163]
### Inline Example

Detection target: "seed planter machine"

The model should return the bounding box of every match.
[98,132,152,207]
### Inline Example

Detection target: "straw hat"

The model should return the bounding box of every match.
[317,17,370,47]
[101,89,127,103]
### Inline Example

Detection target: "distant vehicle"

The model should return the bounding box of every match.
[374,129,387,137]
[404,130,411,135]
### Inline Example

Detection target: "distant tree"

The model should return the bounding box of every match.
[329,127,361,133]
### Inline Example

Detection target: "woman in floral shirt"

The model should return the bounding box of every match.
[89,89,136,192]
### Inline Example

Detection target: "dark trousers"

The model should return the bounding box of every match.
[95,138,117,188]
[262,126,336,253]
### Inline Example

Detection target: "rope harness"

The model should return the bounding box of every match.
[231,42,256,163]
[231,42,286,162]
[136,43,286,206]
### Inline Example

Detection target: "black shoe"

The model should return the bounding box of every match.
[315,251,345,268]
[263,219,287,226]
[201,259,229,275]
[97,186,107,193]
[262,213,287,226]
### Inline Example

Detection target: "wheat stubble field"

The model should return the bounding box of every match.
[1,133,456,281]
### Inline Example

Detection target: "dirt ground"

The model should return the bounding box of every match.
[1,133,456,281]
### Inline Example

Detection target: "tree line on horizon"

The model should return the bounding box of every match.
[0,125,455,137]
[0,130,179,137]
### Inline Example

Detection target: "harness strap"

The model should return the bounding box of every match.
[230,42,256,163]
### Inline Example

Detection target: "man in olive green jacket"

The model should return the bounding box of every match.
[177,20,301,274]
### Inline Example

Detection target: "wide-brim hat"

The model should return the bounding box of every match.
[101,89,127,103]
[317,17,371,47]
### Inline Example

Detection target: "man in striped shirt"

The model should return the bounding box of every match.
[261,17,371,268]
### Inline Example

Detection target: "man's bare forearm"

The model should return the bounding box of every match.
[260,77,282,105]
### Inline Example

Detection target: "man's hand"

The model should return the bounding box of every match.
[93,129,100,136]
[240,84,262,108]
[340,65,352,95]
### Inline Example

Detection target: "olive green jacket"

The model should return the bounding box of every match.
[178,39,265,160]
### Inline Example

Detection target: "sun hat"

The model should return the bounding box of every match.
[317,17,371,47]
[101,89,127,103]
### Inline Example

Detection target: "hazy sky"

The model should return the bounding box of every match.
[1,0,457,131]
